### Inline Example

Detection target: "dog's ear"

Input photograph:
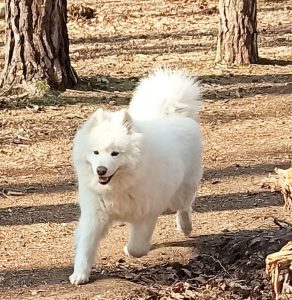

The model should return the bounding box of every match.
[92,108,104,123]
[120,109,133,133]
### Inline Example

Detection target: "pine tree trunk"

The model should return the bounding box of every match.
[0,0,78,91]
[215,0,258,65]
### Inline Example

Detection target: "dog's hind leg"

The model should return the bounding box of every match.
[176,207,192,237]
[124,216,157,258]
[175,180,200,237]
[175,187,195,237]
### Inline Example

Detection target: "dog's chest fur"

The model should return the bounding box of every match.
[99,188,150,222]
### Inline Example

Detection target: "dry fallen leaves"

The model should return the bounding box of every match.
[68,4,95,21]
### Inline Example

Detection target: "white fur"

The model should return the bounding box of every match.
[69,69,203,285]
[129,68,201,121]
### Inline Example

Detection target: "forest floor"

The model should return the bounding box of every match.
[0,0,292,299]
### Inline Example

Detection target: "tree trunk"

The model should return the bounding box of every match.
[0,0,78,91]
[215,0,258,65]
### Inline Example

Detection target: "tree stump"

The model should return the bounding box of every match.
[266,241,292,299]
[215,0,259,65]
[0,0,78,91]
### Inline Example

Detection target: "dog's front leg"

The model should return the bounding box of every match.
[70,189,110,285]
[70,211,109,285]
[124,216,157,258]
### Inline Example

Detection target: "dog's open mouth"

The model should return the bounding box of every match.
[98,175,113,185]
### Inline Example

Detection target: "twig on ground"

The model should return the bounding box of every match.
[200,254,235,280]
[273,218,292,229]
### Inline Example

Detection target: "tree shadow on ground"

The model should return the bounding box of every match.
[64,72,292,105]
[204,162,291,181]
[70,25,290,53]
[1,159,288,226]
[260,5,291,12]
[0,203,79,226]
[71,42,213,61]
[201,73,292,101]
[2,161,288,196]
[0,179,75,195]
[73,75,138,93]
[0,187,283,226]
[0,190,282,226]
[2,227,292,299]
[193,190,282,213]
[200,72,292,86]
[1,71,292,110]
[0,75,135,110]
[70,30,217,45]
[258,57,292,66]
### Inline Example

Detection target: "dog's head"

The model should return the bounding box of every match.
[78,108,142,186]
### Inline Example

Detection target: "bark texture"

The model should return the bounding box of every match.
[1,0,78,90]
[215,0,258,65]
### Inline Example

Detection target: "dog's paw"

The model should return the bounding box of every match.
[69,272,90,285]
[123,245,130,257]
[178,227,192,237]
[123,245,149,258]
[176,211,192,237]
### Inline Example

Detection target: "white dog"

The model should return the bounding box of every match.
[69,69,203,285]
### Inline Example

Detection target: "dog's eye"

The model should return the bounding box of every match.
[93,150,99,155]
[111,151,119,157]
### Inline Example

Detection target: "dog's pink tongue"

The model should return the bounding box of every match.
[99,177,108,183]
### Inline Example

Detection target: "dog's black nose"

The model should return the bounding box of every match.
[97,166,107,176]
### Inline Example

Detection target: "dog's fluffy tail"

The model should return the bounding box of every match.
[128,68,201,121]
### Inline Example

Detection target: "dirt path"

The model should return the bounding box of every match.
[0,0,292,299]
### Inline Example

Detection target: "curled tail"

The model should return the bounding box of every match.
[128,68,201,121]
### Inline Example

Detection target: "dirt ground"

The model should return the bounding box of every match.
[0,0,292,299]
